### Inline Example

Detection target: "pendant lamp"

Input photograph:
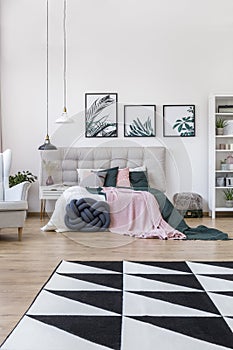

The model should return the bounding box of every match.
[56,0,73,123]
[38,0,57,150]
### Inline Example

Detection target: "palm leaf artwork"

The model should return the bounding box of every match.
[86,95,117,137]
[126,117,154,137]
[172,106,195,136]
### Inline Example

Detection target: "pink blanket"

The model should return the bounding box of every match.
[104,187,186,240]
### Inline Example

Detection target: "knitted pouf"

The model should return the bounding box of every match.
[173,192,203,218]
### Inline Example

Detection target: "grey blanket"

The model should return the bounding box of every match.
[65,198,110,232]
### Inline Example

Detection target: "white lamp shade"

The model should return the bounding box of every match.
[55,110,74,124]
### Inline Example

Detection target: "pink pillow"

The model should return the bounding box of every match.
[116,167,130,187]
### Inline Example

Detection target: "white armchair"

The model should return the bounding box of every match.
[0,149,31,240]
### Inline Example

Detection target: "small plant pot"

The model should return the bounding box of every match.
[225,200,233,208]
[216,128,224,135]
[221,164,228,170]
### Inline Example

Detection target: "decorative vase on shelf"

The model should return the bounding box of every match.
[46,175,54,186]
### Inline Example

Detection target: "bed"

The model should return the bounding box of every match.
[40,146,229,240]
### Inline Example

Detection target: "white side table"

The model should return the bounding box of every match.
[39,185,69,220]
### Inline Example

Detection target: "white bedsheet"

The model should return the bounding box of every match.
[41,186,106,232]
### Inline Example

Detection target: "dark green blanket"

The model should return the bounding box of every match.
[148,188,229,240]
[87,187,229,240]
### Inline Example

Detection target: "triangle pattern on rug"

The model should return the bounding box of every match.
[131,261,192,273]
[57,260,122,274]
[1,316,112,350]
[45,273,118,291]
[57,273,123,290]
[28,315,122,350]
[124,273,201,292]
[130,316,233,349]
[130,273,203,290]
[187,261,233,274]
[123,291,219,317]
[223,316,233,332]
[68,261,123,273]
[122,316,230,350]
[200,274,233,282]
[2,260,233,350]
[124,261,191,275]
[207,291,233,316]
[195,274,233,292]
[46,290,123,314]
[26,290,120,316]
[130,291,220,314]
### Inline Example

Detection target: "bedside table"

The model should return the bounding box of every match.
[39,185,68,220]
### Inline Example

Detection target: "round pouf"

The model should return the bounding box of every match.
[173,192,203,218]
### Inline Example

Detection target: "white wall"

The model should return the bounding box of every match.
[1,0,233,212]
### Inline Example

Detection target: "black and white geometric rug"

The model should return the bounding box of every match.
[1,260,233,350]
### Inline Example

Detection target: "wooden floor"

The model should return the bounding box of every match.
[0,215,233,344]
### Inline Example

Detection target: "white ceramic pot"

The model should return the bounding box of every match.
[225,200,233,208]
[216,128,224,135]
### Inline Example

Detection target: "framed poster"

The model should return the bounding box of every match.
[85,93,118,137]
[124,105,156,137]
[163,105,195,137]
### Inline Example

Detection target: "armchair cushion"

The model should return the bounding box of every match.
[5,181,31,201]
[0,200,28,211]
[0,200,28,240]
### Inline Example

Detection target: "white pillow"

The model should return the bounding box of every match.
[77,169,106,187]
[129,165,146,172]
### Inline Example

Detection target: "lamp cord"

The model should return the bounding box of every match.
[46,0,49,136]
[63,0,67,111]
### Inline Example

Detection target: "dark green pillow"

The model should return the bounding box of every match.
[99,166,119,187]
[130,171,149,188]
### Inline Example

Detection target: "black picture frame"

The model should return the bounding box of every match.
[124,105,156,137]
[163,105,195,137]
[85,93,118,137]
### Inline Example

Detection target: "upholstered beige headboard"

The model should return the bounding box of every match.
[39,146,166,192]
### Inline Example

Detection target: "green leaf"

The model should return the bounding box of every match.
[178,124,183,132]
[9,171,37,188]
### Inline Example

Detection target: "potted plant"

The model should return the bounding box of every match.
[216,117,228,135]
[9,170,37,188]
[223,188,233,207]
[220,159,228,170]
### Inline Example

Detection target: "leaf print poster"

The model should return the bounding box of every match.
[124,105,156,137]
[163,105,195,137]
[85,93,118,137]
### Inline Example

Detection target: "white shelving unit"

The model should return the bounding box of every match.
[209,94,233,218]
